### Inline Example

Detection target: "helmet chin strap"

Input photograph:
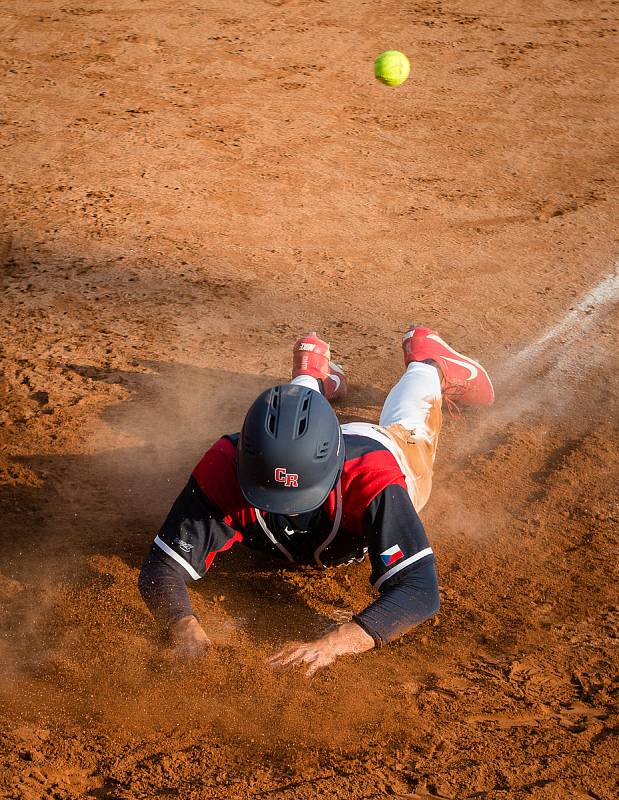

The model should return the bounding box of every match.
[254,509,294,562]
[313,480,342,567]
[252,480,343,568]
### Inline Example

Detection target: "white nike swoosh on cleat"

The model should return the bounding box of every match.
[329,374,341,391]
[442,356,478,380]
[427,333,451,348]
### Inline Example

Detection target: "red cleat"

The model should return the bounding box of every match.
[402,325,494,408]
[292,332,348,402]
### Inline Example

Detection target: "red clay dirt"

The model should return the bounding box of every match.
[1,1,617,798]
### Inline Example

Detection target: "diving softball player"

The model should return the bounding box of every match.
[139,326,494,674]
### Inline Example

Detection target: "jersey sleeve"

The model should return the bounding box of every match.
[150,474,242,581]
[352,559,440,646]
[364,484,434,590]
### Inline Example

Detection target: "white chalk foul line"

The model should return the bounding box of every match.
[500,263,619,383]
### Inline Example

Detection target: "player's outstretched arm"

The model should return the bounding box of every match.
[268,560,439,676]
[139,552,211,657]
[353,559,440,644]
[139,466,244,658]
[353,484,440,645]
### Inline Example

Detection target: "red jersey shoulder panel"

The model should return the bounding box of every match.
[192,435,405,534]
[340,449,407,533]
[191,438,255,529]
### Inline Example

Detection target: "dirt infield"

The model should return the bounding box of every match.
[1,1,617,798]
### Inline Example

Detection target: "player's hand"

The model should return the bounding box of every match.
[269,639,338,676]
[269,622,374,677]
[169,615,211,659]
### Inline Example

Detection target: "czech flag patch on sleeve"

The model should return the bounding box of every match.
[380,544,404,567]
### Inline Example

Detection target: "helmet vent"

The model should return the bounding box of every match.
[294,390,313,439]
[265,386,280,438]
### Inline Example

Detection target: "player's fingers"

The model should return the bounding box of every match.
[173,641,208,660]
[305,650,337,676]
[281,647,305,664]
[285,647,315,667]
[304,656,324,677]
[269,655,300,673]
[279,647,320,670]
[268,642,302,664]
[268,650,286,665]
[269,645,308,668]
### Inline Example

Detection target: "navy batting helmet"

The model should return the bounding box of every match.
[237,384,344,514]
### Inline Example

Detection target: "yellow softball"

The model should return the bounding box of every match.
[374,50,411,87]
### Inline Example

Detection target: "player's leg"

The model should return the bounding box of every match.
[290,374,322,391]
[290,333,347,401]
[380,361,443,436]
[381,325,494,511]
[380,361,443,512]
[289,330,440,510]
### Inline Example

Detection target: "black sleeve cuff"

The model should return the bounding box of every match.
[353,559,440,645]
[351,615,385,648]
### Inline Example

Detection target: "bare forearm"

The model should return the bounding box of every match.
[169,614,211,657]
[319,621,375,656]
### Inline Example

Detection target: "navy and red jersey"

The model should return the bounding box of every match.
[149,426,433,591]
